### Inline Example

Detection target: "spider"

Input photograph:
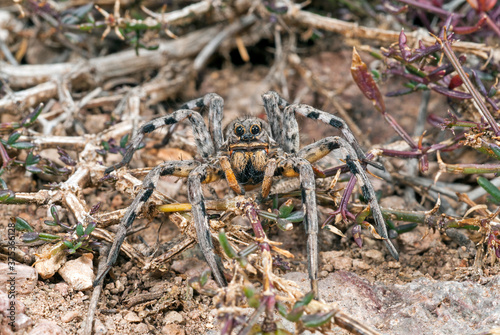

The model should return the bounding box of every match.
[94,91,399,296]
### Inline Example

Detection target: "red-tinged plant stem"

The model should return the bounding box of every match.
[441,35,500,135]
[396,0,460,17]
[323,175,357,227]
[483,13,500,39]
[0,141,12,168]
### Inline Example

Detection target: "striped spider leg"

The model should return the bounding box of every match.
[95,95,230,287]
[261,91,399,297]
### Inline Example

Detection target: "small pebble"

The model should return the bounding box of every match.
[124,311,141,323]
[94,318,107,335]
[164,311,184,324]
[161,324,185,335]
[135,323,149,333]
[387,261,401,269]
[320,271,329,278]
[28,320,64,335]
[61,310,79,323]
[13,313,33,331]
[353,259,371,270]
[0,263,38,294]
[54,283,69,297]
[58,254,94,291]
[362,249,384,263]
[332,257,352,271]
[34,244,67,280]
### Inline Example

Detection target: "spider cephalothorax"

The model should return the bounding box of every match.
[223,117,275,189]
[94,92,399,297]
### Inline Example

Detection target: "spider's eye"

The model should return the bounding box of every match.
[250,124,261,135]
[234,125,245,136]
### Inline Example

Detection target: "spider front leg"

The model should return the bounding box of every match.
[105,109,215,174]
[94,160,201,286]
[298,137,399,261]
[180,93,224,151]
[188,164,227,287]
[262,91,367,161]
[277,157,319,297]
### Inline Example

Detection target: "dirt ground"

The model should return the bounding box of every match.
[1,2,500,335]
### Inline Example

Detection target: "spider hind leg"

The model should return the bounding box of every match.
[94,160,201,286]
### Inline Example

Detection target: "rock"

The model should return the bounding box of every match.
[332,256,352,270]
[171,258,209,278]
[34,244,67,279]
[28,320,65,335]
[362,249,384,263]
[124,311,141,323]
[283,271,500,334]
[387,261,401,269]
[135,323,149,333]
[58,254,94,291]
[0,289,31,332]
[352,259,371,270]
[161,324,185,335]
[0,263,38,294]
[164,311,184,324]
[54,283,69,296]
[93,318,107,335]
[320,250,344,265]
[61,311,80,323]
[13,313,33,331]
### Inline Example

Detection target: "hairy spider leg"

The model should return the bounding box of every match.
[262,91,287,148]
[105,110,215,174]
[94,160,202,286]
[180,93,225,152]
[298,137,400,261]
[275,157,319,297]
[188,164,228,287]
[261,158,277,198]
[262,91,367,161]
[219,156,245,195]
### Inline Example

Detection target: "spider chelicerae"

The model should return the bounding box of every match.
[94,91,399,296]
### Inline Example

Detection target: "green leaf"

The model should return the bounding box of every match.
[63,240,74,249]
[84,222,96,236]
[38,233,61,241]
[243,286,255,298]
[75,223,84,237]
[44,220,57,226]
[7,131,21,145]
[394,223,418,234]
[10,142,35,150]
[50,205,59,223]
[301,310,335,328]
[120,134,129,148]
[219,229,237,258]
[21,232,39,242]
[26,165,43,174]
[101,141,110,151]
[477,176,500,203]
[284,211,304,223]
[74,241,83,250]
[293,291,314,309]
[200,269,210,287]
[22,104,43,127]
[25,151,41,165]
[0,190,15,202]
[285,306,305,322]
[278,199,294,218]
[14,217,34,232]
[276,302,288,317]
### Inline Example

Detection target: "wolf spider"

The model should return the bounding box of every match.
[94,91,399,296]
